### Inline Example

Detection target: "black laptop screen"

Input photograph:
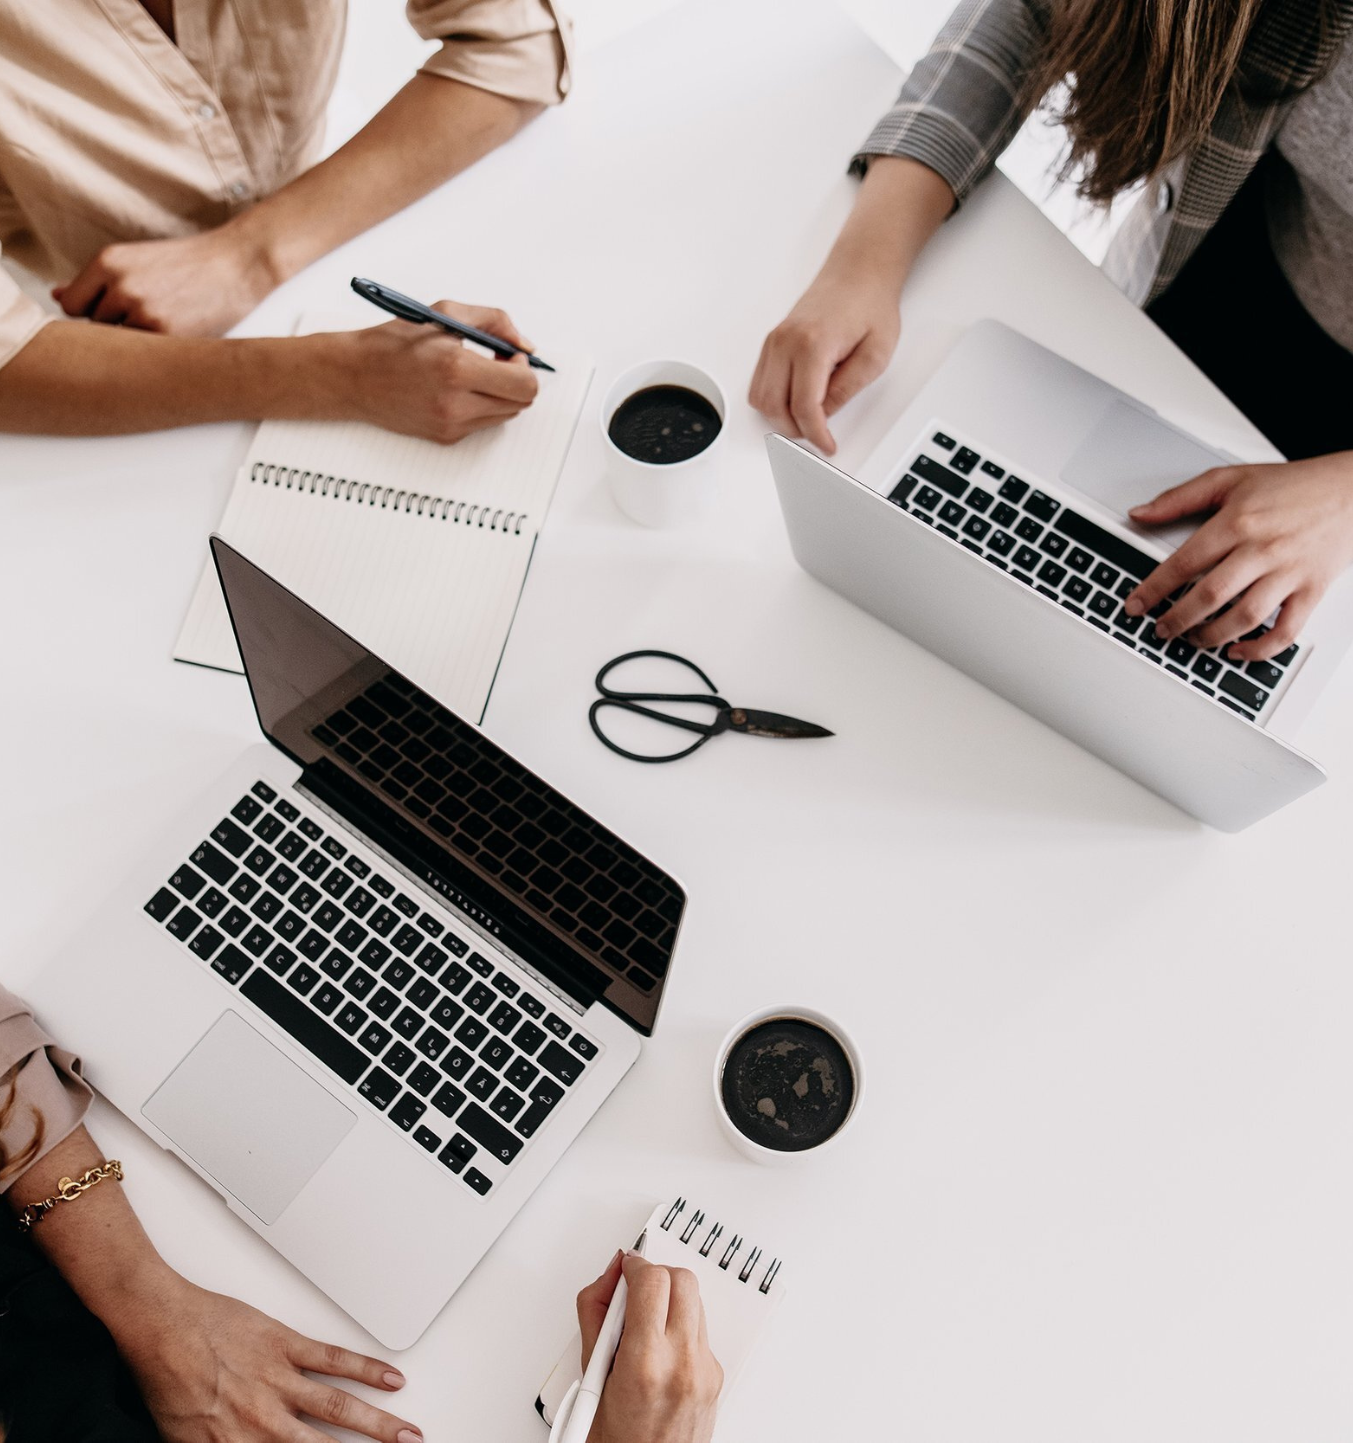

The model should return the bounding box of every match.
[210,537,681,1035]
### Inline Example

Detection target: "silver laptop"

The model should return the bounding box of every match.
[26,539,685,1347]
[768,319,1353,830]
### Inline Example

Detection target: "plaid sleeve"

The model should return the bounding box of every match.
[852,0,1051,205]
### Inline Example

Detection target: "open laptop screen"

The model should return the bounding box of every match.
[210,537,681,1035]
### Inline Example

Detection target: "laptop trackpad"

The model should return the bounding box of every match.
[1061,399,1233,552]
[143,1011,356,1225]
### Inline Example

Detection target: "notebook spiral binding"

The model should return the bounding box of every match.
[660,1196,783,1295]
[249,461,527,535]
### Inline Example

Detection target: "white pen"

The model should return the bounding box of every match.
[550,1229,649,1443]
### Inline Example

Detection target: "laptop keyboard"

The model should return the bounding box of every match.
[886,428,1303,722]
[311,672,681,994]
[142,781,601,1198]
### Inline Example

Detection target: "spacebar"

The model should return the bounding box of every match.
[1052,508,1157,581]
[240,970,368,1085]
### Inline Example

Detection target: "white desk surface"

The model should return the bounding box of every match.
[4,2,1353,1439]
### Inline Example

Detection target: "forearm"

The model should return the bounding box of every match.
[7,1126,168,1330]
[818,157,955,296]
[231,74,540,289]
[0,322,355,436]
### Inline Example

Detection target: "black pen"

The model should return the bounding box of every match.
[350,277,556,372]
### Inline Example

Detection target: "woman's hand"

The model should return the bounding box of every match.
[748,156,954,458]
[1123,451,1353,661]
[53,224,281,337]
[104,1264,421,1443]
[575,1250,723,1443]
[748,272,902,457]
[326,300,539,445]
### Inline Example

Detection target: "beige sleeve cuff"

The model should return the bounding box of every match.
[0,986,94,1194]
[409,0,572,106]
[0,262,54,372]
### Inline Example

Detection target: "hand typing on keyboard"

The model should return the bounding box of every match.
[575,1251,724,1443]
[1124,452,1353,661]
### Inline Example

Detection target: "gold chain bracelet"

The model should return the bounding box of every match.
[16,1159,124,1234]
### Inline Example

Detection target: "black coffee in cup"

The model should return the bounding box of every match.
[719,1016,856,1152]
[607,384,722,465]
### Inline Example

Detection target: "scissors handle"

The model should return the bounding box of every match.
[588,699,723,763]
[595,650,725,703]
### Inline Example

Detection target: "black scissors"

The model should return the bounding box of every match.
[589,650,834,763]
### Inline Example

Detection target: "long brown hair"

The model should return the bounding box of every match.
[1026,0,1340,203]
[0,1065,44,1187]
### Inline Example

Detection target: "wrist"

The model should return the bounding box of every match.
[219,203,300,296]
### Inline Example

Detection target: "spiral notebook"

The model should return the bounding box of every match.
[535,1196,787,1426]
[174,352,592,722]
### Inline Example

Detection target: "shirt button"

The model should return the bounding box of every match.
[229,181,248,199]
[196,102,216,121]
[1155,180,1174,215]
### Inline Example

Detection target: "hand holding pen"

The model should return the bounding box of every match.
[559,1241,724,1443]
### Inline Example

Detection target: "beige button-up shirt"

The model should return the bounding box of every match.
[0,0,571,370]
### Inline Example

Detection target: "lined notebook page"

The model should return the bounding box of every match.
[175,352,591,721]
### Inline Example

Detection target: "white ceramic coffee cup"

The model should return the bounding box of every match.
[601,360,726,527]
[711,1005,864,1167]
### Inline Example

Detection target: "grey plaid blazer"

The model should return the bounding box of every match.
[854,0,1353,304]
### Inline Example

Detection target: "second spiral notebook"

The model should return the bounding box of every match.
[174,346,592,722]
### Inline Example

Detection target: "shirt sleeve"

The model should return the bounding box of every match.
[407,0,572,107]
[0,257,54,373]
[0,984,93,1194]
[851,0,1050,206]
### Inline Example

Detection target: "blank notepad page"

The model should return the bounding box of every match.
[175,354,591,721]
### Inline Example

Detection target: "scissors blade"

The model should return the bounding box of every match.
[725,708,834,739]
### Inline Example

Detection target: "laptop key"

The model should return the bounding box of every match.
[219,905,249,937]
[390,1095,427,1132]
[264,943,297,976]
[392,924,422,956]
[369,986,400,1021]
[1090,562,1120,590]
[431,998,465,1033]
[413,1125,441,1153]
[291,882,321,914]
[344,969,377,1002]
[190,842,236,886]
[1013,545,1040,572]
[490,1087,526,1122]
[145,887,178,922]
[231,796,262,826]
[1192,655,1222,682]
[463,1167,493,1195]
[320,870,352,900]
[335,1001,366,1035]
[241,971,368,1084]
[465,982,495,1016]
[1038,533,1068,560]
[962,516,990,542]
[1063,576,1092,603]
[913,485,942,512]
[1166,638,1197,665]
[298,817,323,841]
[212,818,252,857]
[189,925,224,961]
[416,1027,450,1062]
[253,814,284,844]
[275,799,299,822]
[242,925,271,957]
[211,942,251,985]
[1015,517,1043,543]
[265,864,297,896]
[299,850,329,880]
[288,963,320,996]
[479,1037,513,1072]
[1272,644,1299,667]
[407,976,439,1011]
[539,1041,584,1086]
[950,446,979,475]
[392,1006,423,1040]
[198,887,227,919]
[244,846,273,877]
[431,1081,467,1117]
[1065,547,1093,574]
[369,905,399,938]
[1166,663,1187,678]
[987,530,1015,557]
[320,948,353,981]
[468,953,494,978]
[459,1103,524,1164]
[1219,696,1257,720]
[250,891,283,924]
[321,837,347,862]
[488,1002,522,1035]
[347,886,376,919]
[408,1061,440,1096]
[910,455,966,497]
[414,942,448,977]
[1037,561,1066,588]
[932,431,956,450]
[312,982,343,1016]
[518,992,545,1019]
[298,928,328,961]
[359,1021,393,1055]
[1113,609,1143,635]
[384,1042,416,1076]
[438,1137,472,1173]
[938,500,966,526]
[1024,491,1059,522]
[1219,671,1268,711]
[505,1056,539,1091]
[514,1022,546,1054]
[384,959,415,992]
[313,902,343,933]
[358,1066,400,1110]
[1089,591,1116,619]
[1247,661,1284,689]
[251,782,276,804]
[275,910,304,942]
[569,1035,599,1061]
[442,961,471,994]
[467,1067,498,1101]
[441,1046,474,1080]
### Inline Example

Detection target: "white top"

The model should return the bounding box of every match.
[3,2,1351,1441]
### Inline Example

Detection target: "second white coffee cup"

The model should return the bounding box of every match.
[601,360,726,528]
